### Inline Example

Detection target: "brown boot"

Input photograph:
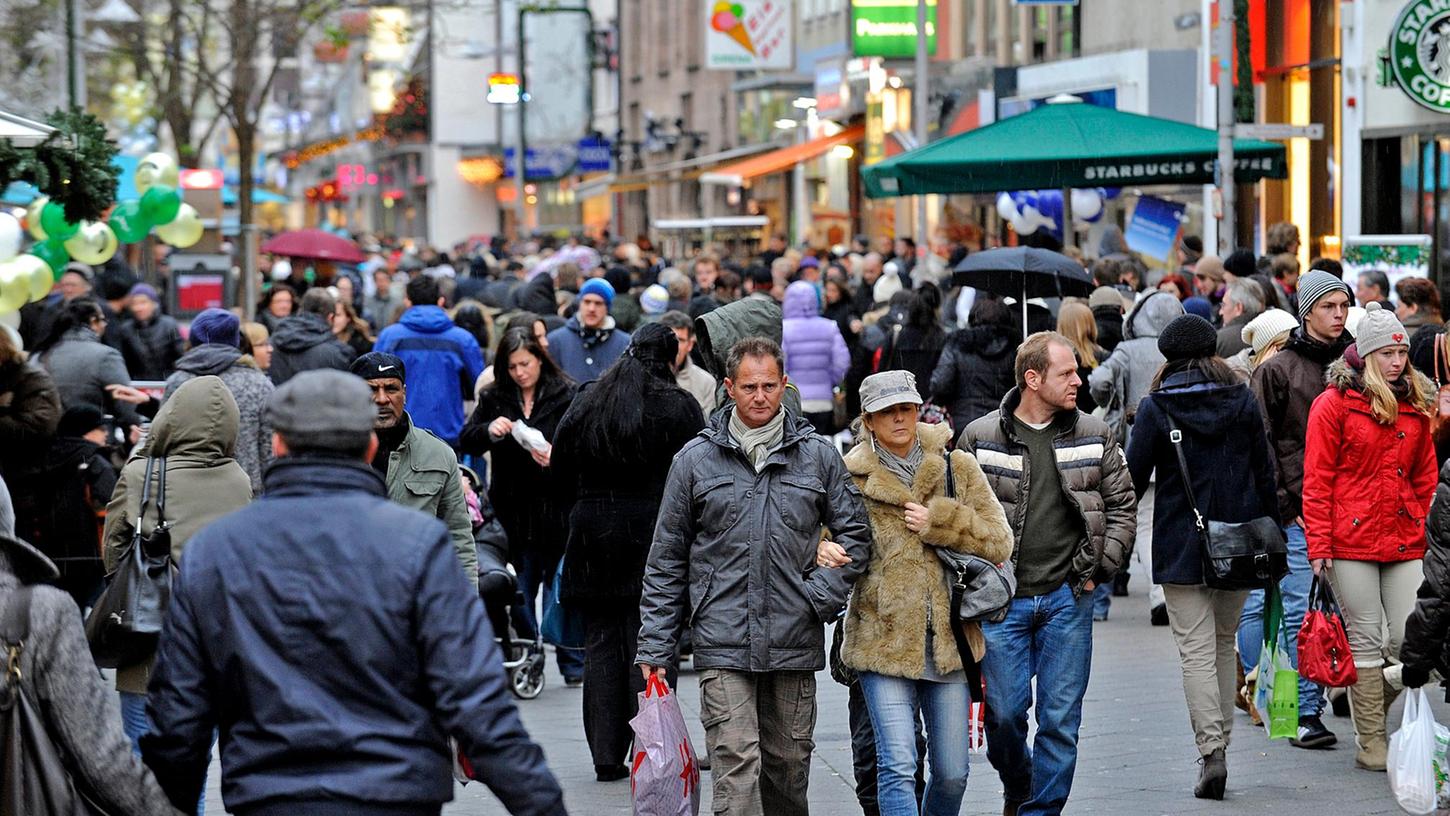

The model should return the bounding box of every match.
[1244,667,1263,727]
[1349,672,1388,771]
[1234,662,1251,714]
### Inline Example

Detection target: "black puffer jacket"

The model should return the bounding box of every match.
[1401,460,1450,680]
[930,326,1016,434]
[116,314,184,381]
[267,313,353,385]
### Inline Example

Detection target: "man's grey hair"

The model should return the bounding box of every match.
[725,337,784,381]
[300,287,336,318]
[1358,269,1390,299]
[658,310,693,334]
[1223,279,1264,319]
[659,268,692,301]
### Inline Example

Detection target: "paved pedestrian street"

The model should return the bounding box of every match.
[221,591,1442,816]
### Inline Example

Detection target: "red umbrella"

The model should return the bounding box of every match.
[260,229,366,264]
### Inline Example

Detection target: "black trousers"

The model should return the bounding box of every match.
[581,600,677,768]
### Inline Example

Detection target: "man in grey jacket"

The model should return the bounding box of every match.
[637,337,871,816]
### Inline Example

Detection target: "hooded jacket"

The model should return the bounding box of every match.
[116,312,184,381]
[1088,291,1184,449]
[268,312,353,385]
[1401,459,1450,680]
[0,541,184,816]
[510,271,558,315]
[956,388,1138,598]
[694,293,783,381]
[930,325,1017,434]
[374,305,485,446]
[1301,357,1437,563]
[139,457,564,815]
[636,408,871,672]
[102,375,252,693]
[1125,369,1282,584]
[1250,327,1354,522]
[163,343,275,494]
[1093,304,1125,352]
[0,360,61,481]
[544,314,630,385]
[841,423,1013,678]
[781,281,850,404]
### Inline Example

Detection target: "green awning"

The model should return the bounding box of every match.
[861,99,1288,198]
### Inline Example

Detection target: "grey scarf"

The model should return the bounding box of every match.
[875,438,924,487]
[729,407,786,472]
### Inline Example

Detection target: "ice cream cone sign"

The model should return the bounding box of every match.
[711,1,754,55]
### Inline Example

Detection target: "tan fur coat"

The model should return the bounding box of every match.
[841,422,1014,679]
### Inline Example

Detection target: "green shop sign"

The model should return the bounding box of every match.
[1389,0,1450,112]
[851,0,937,59]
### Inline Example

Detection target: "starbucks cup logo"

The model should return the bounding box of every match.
[1391,1,1450,112]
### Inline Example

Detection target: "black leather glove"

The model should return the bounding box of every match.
[1402,665,1431,690]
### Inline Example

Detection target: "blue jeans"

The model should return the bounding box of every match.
[1233,523,1322,717]
[513,550,585,679]
[858,673,970,816]
[982,583,1093,816]
[1091,582,1112,620]
[120,691,209,815]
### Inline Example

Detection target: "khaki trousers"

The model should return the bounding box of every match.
[1326,559,1424,669]
[1162,583,1249,755]
[698,668,816,816]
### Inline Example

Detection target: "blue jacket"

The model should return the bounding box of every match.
[140,457,564,816]
[545,315,630,383]
[374,306,484,445]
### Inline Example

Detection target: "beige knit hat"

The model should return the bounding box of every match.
[1241,308,1299,358]
[1355,301,1410,357]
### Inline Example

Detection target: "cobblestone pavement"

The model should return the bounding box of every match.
[202,589,1448,814]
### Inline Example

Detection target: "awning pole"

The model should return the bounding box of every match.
[1021,277,1029,339]
[1062,187,1074,250]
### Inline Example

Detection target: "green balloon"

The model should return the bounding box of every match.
[140,185,182,225]
[39,202,78,241]
[30,240,69,278]
[108,200,151,243]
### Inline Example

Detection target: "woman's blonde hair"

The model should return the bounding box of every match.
[1056,302,1100,369]
[1361,350,1431,425]
[1250,332,1291,371]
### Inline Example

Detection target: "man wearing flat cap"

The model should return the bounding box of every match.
[141,370,563,815]
[351,351,476,586]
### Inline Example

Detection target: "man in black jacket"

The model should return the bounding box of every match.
[141,370,564,816]
[268,288,353,385]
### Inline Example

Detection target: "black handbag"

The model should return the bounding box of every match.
[1,587,116,815]
[84,456,176,669]
[1165,416,1289,590]
[933,453,1017,624]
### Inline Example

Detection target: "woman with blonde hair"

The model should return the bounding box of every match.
[240,322,272,372]
[1057,301,1106,413]
[1225,308,1299,382]
[1302,302,1438,772]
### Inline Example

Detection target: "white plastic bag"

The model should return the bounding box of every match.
[629,676,701,816]
[511,419,549,452]
[1390,688,1440,815]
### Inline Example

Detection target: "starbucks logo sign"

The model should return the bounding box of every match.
[1391,0,1450,111]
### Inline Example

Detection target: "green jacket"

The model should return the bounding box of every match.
[384,416,477,586]
[693,293,800,415]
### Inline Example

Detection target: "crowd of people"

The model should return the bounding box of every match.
[3,221,1450,816]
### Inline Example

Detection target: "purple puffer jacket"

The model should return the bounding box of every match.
[782,281,850,404]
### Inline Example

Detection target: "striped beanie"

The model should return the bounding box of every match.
[1295,269,1352,320]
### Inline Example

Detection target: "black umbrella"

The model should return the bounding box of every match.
[953,247,1094,337]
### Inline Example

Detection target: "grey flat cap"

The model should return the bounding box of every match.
[860,369,922,414]
[266,369,375,451]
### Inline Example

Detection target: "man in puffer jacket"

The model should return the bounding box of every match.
[781,280,849,434]
[1088,290,1184,623]
[163,309,275,494]
[268,288,353,385]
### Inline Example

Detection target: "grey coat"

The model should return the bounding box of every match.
[0,541,183,815]
[41,327,132,408]
[1088,291,1184,448]
[636,409,872,673]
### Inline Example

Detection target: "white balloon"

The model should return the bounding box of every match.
[1070,188,1103,223]
[1010,214,1032,235]
[996,192,1020,223]
[0,213,18,263]
[0,309,17,330]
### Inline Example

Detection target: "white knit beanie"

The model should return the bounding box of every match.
[1241,308,1300,358]
[1354,301,1410,357]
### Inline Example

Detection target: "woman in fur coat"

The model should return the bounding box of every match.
[821,369,1013,816]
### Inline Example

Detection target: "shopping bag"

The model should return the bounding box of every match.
[540,564,585,649]
[1389,688,1441,815]
[629,676,701,816]
[1253,585,1300,740]
[1298,576,1358,688]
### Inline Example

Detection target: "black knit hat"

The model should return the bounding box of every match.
[57,403,108,438]
[1157,314,1219,362]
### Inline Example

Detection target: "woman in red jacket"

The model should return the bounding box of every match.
[1303,302,1437,772]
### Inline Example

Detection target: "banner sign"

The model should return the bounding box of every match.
[1124,195,1187,261]
[706,0,792,70]
[851,0,937,59]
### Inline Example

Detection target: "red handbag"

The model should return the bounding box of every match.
[1297,575,1357,688]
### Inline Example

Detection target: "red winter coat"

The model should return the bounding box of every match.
[1303,358,1437,562]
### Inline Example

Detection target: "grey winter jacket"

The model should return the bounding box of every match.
[163,344,275,494]
[268,313,353,385]
[0,540,183,816]
[41,327,132,409]
[956,388,1138,598]
[636,408,872,673]
[1088,291,1184,448]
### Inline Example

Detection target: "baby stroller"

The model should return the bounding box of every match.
[461,467,546,700]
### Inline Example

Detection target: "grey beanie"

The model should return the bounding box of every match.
[1354,302,1410,358]
[1295,269,1352,319]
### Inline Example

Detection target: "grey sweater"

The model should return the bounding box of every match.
[0,553,183,816]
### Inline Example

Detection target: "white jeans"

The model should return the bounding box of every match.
[1325,559,1423,670]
